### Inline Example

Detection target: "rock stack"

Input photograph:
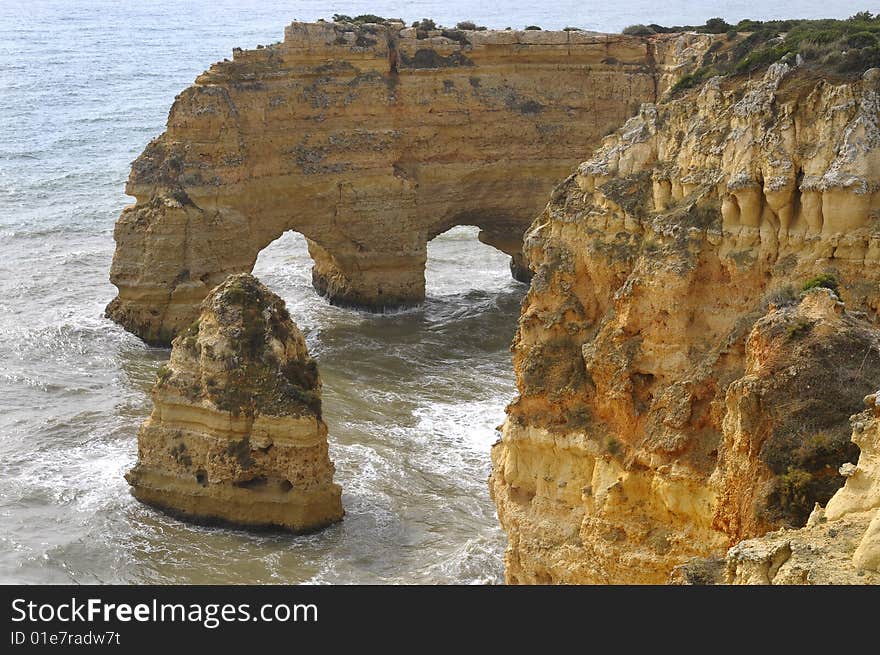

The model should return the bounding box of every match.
[126,273,343,532]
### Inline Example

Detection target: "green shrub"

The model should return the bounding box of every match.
[670,66,718,93]
[802,273,840,295]
[734,45,785,74]
[804,29,844,45]
[730,29,777,62]
[623,24,655,36]
[332,14,390,24]
[670,73,699,93]
[455,20,486,31]
[702,40,723,65]
[660,15,880,95]
[775,467,815,523]
[702,17,732,34]
[848,11,877,22]
[794,432,838,465]
[837,45,880,72]
[524,25,541,31]
[735,19,764,32]
[798,41,826,61]
[353,14,387,24]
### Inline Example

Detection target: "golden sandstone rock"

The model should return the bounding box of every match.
[112,17,880,582]
[106,20,716,345]
[491,63,880,584]
[721,387,880,584]
[126,274,343,532]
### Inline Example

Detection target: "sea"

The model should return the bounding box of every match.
[0,0,869,583]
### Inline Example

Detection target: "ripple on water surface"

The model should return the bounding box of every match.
[0,209,520,584]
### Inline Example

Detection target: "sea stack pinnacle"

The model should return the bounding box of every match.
[126,273,344,531]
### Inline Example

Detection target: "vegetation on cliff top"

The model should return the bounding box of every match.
[330,14,396,24]
[623,17,739,36]
[328,15,486,29]
[327,15,546,32]
[655,13,880,94]
[328,13,880,82]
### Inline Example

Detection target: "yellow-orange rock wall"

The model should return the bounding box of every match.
[492,63,880,583]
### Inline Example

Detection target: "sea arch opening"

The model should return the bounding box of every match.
[251,222,530,317]
[426,225,528,300]
[251,230,317,312]
[248,223,524,585]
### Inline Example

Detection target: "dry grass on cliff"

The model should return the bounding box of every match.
[758,301,879,526]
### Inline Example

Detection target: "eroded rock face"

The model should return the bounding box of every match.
[126,274,343,532]
[491,64,880,584]
[722,390,880,584]
[106,20,718,345]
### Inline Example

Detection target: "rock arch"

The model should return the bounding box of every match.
[106,20,711,345]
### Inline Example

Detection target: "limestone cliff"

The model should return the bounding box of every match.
[491,63,880,583]
[126,273,343,531]
[106,20,718,345]
[722,389,880,584]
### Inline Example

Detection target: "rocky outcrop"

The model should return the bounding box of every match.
[722,389,880,584]
[491,63,880,583]
[106,20,719,345]
[126,273,343,532]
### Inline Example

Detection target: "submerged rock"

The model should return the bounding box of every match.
[126,273,343,532]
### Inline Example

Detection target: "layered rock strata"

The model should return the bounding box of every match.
[126,273,343,531]
[106,20,718,344]
[491,63,880,583]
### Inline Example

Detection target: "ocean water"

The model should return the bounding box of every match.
[0,1,869,584]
